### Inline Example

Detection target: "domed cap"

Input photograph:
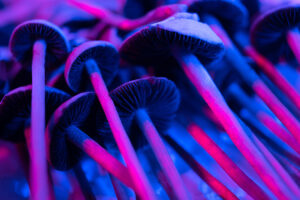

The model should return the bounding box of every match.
[119,12,224,67]
[250,3,300,62]
[97,77,180,148]
[188,0,249,32]
[0,86,70,142]
[9,19,70,70]
[65,41,119,92]
[46,92,97,170]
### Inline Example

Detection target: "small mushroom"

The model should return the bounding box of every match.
[250,3,300,64]
[45,92,136,192]
[97,77,189,199]
[65,41,155,199]
[9,19,70,200]
[0,85,70,198]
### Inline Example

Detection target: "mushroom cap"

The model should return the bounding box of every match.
[46,92,97,170]
[97,77,180,149]
[9,19,70,70]
[250,3,300,62]
[188,0,249,33]
[65,41,119,93]
[0,86,70,142]
[119,12,224,67]
[0,80,9,100]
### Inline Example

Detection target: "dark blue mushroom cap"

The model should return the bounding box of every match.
[65,41,119,93]
[188,0,249,33]
[119,12,224,67]
[250,3,300,62]
[0,86,70,142]
[46,92,98,170]
[97,77,180,149]
[9,19,70,70]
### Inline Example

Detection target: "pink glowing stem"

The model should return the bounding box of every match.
[211,24,300,150]
[164,135,238,200]
[68,0,186,31]
[30,40,49,200]
[172,51,290,199]
[287,29,300,64]
[257,111,300,155]
[86,60,155,199]
[252,80,300,144]
[244,46,300,111]
[252,135,300,197]
[135,109,189,199]
[188,124,270,200]
[66,125,134,189]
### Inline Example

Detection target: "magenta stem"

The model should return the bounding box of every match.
[85,59,156,199]
[210,23,300,151]
[188,123,269,200]
[251,135,300,197]
[252,80,300,143]
[172,50,291,199]
[68,0,185,31]
[30,40,49,200]
[66,125,135,189]
[135,109,189,199]
[257,111,300,155]
[244,46,300,111]
[163,135,238,200]
[287,29,300,64]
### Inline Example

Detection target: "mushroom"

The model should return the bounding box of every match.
[0,85,70,198]
[119,12,293,200]
[163,135,239,200]
[97,77,189,199]
[65,41,155,199]
[251,2,300,64]
[234,31,300,112]
[9,19,70,200]
[46,92,135,191]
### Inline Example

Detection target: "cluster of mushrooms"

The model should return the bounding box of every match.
[0,0,300,199]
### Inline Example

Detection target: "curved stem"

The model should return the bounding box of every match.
[68,0,186,31]
[188,123,269,200]
[209,21,300,150]
[287,29,300,64]
[135,109,189,200]
[85,59,155,199]
[251,135,300,197]
[66,125,135,189]
[244,46,300,111]
[172,49,291,200]
[163,135,239,200]
[31,40,48,200]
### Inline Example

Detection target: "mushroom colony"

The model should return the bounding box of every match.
[0,0,300,199]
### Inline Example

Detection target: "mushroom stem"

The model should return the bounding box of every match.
[31,40,48,200]
[163,135,239,200]
[208,20,300,146]
[244,45,300,111]
[287,28,300,64]
[187,123,270,200]
[251,134,300,197]
[73,163,97,200]
[68,0,186,31]
[135,109,189,200]
[227,83,300,155]
[85,59,156,199]
[172,49,291,200]
[65,125,135,189]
